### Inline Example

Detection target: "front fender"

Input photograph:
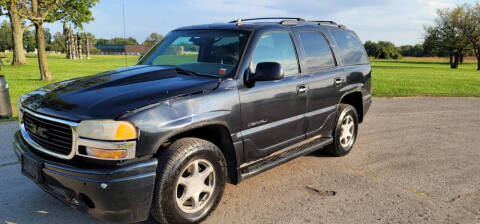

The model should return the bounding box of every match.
[124,81,241,157]
[149,110,231,153]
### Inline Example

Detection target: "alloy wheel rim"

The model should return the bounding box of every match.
[339,115,355,148]
[175,159,216,213]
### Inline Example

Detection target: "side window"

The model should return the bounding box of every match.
[251,32,299,76]
[331,30,369,66]
[298,31,336,72]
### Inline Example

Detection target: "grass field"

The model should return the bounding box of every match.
[371,57,480,97]
[0,55,479,119]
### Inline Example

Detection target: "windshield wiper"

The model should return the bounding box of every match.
[175,67,216,78]
[175,67,199,77]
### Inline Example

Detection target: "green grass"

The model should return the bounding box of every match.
[1,55,479,120]
[371,57,480,97]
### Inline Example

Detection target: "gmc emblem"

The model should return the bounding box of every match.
[30,124,49,138]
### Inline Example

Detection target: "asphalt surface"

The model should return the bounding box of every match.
[1,97,480,224]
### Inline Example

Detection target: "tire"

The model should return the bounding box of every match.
[151,137,227,224]
[325,103,359,157]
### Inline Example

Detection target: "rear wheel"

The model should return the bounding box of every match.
[151,137,227,224]
[325,103,359,157]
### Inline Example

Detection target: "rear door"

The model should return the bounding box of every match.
[294,30,342,138]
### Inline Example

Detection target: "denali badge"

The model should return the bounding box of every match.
[248,119,268,127]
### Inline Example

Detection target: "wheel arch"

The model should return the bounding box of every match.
[339,91,364,123]
[155,123,240,185]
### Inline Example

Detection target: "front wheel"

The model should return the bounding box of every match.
[325,103,359,157]
[151,137,227,224]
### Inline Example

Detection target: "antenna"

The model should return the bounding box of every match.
[122,0,127,67]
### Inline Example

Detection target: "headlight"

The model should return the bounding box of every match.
[78,120,138,141]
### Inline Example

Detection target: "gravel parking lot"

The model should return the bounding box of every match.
[1,97,480,224]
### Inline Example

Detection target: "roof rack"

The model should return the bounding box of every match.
[229,17,305,23]
[229,17,305,26]
[227,17,346,28]
[307,20,346,28]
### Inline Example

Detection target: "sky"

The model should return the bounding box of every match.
[1,0,473,46]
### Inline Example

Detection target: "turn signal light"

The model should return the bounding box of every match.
[86,147,127,159]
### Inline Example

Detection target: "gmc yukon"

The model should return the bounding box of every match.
[13,17,372,223]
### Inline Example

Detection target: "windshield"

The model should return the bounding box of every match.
[138,30,251,77]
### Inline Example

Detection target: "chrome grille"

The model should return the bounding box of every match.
[23,111,73,156]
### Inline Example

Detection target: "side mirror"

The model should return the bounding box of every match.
[250,62,284,82]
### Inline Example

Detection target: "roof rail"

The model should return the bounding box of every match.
[228,17,305,24]
[308,20,346,28]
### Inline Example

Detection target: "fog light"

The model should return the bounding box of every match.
[86,147,127,159]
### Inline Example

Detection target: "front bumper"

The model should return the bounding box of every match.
[13,131,158,223]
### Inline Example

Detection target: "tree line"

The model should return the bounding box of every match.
[366,3,480,71]
[0,19,163,54]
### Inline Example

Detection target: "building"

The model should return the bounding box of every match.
[95,44,150,55]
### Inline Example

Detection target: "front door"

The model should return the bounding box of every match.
[239,31,307,161]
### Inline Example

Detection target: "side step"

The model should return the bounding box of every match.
[239,136,333,180]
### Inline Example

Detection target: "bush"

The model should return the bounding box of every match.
[376,46,402,59]
[89,47,101,55]
[0,52,13,65]
[365,41,403,59]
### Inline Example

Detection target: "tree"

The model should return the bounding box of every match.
[0,0,34,65]
[364,41,378,57]
[363,41,402,59]
[142,32,163,49]
[0,20,13,52]
[425,8,470,69]
[9,0,63,80]
[10,0,98,80]
[23,29,35,52]
[49,31,65,52]
[398,44,424,57]
[458,3,480,71]
[96,37,139,45]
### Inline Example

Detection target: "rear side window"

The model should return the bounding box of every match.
[331,30,369,66]
[251,32,299,76]
[298,31,336,72]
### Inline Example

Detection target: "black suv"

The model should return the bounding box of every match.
[13,17,371,223]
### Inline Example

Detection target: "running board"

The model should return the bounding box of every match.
[239,136,333,180]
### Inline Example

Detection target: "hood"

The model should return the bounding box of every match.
[21,65,221,121]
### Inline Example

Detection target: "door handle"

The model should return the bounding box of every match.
[297,85,307,94]
[334,78,343,86]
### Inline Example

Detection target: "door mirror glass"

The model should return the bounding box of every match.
[251,62,284,81]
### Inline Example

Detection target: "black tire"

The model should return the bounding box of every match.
[151,137,227,224]
[325,103,359,157]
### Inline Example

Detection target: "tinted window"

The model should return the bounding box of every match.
[251,32,299,76]
[331,30,369,66]
[299,31,336,72]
